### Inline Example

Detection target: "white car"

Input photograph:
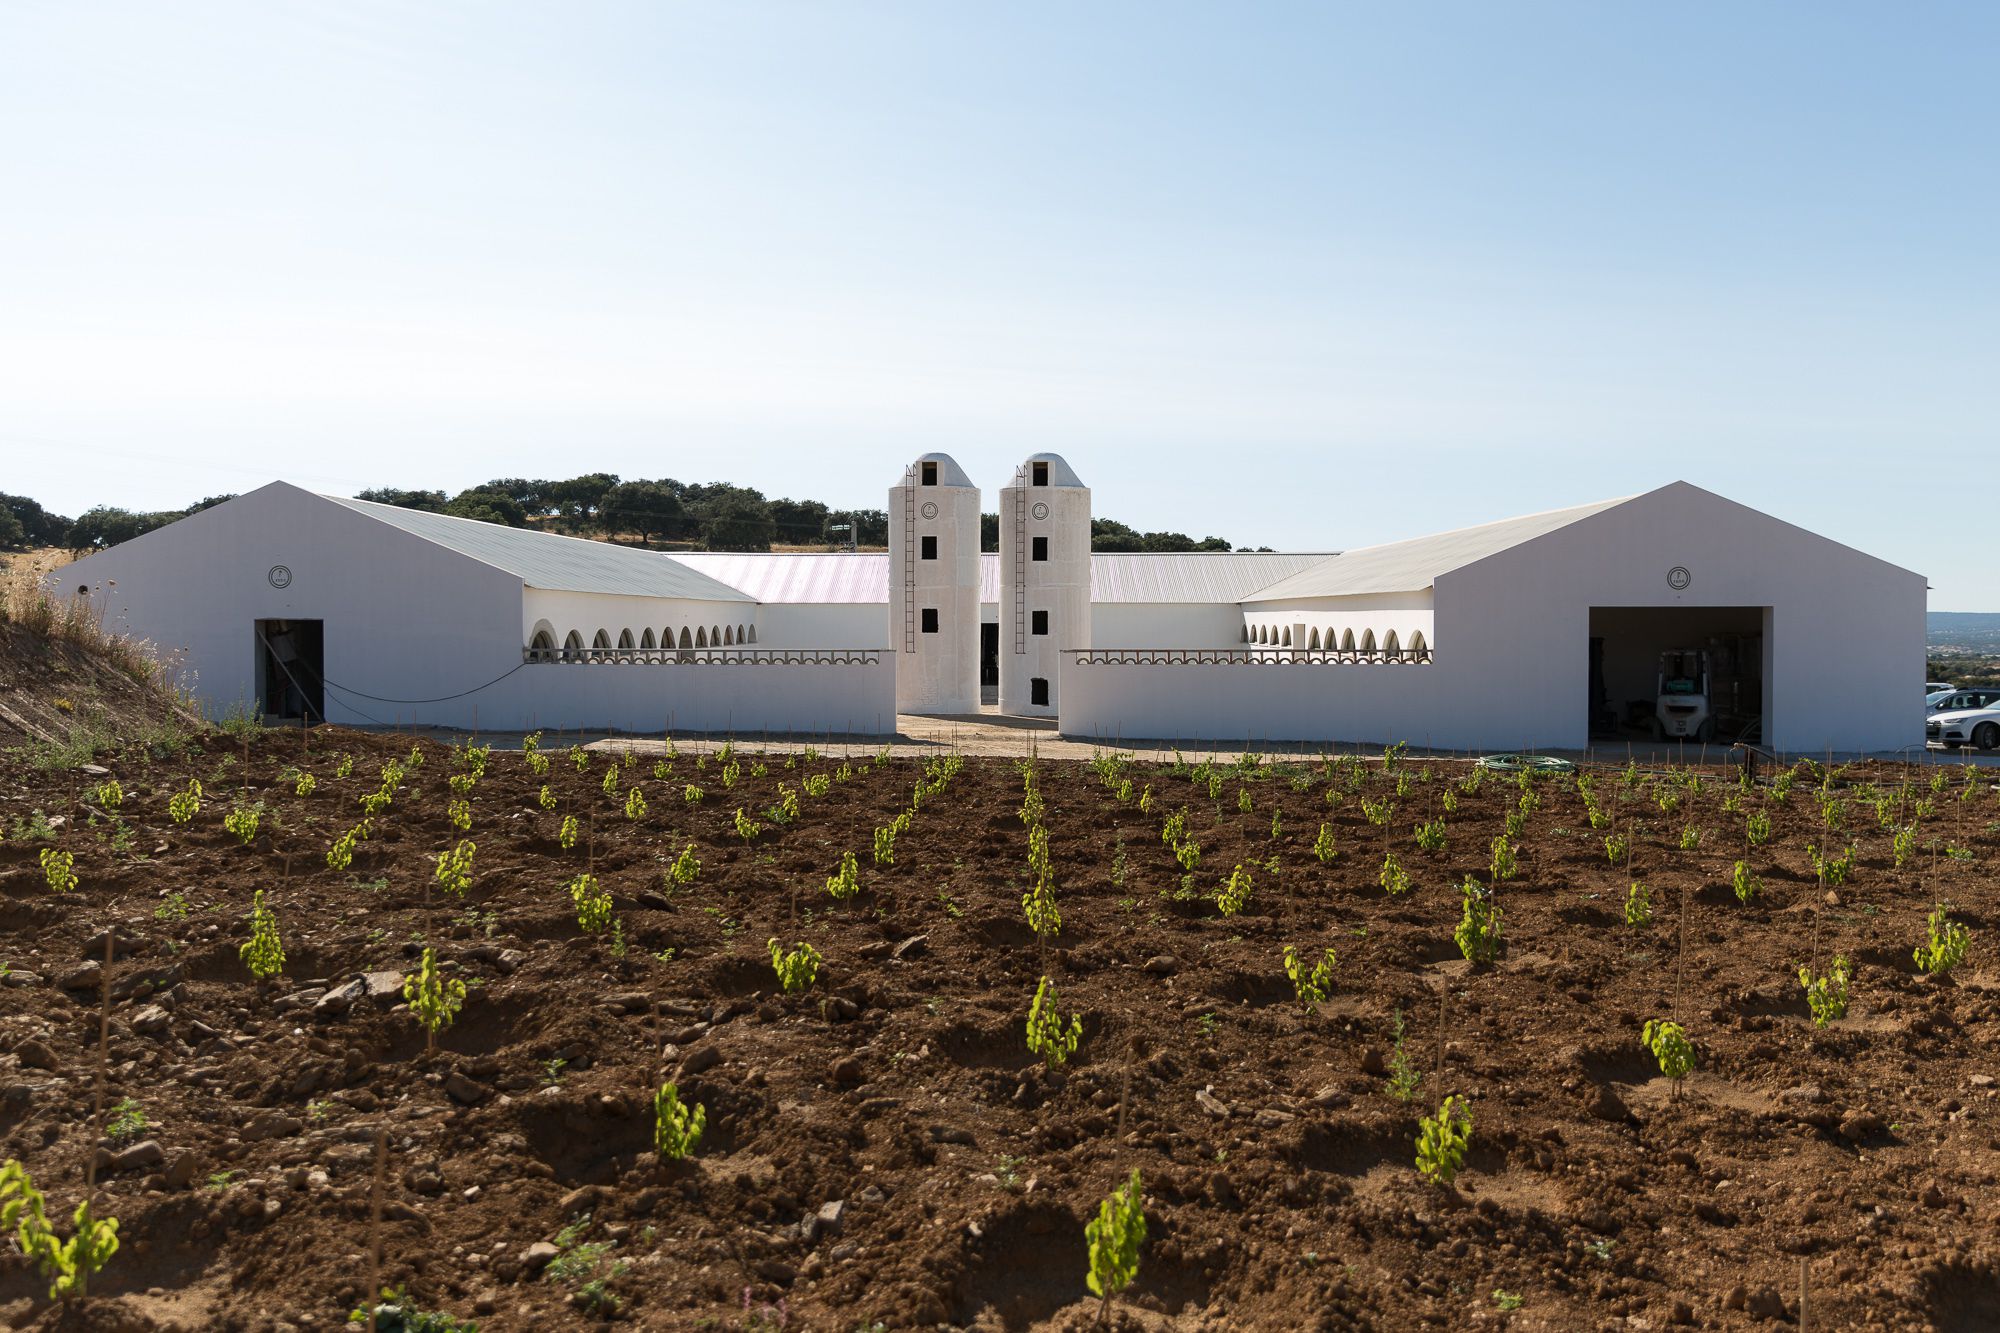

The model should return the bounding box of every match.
[1928,703,2000,752]
[1930,687,2000,715]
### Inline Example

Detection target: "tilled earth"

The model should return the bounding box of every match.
[2,731,2000,1332]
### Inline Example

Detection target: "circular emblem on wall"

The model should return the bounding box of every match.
[1666,566,1691,591]
[919,501,939,520]
[1031,501,1050,520]
[267,565,293,589]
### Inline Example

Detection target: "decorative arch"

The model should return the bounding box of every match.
[739,624,749,646]
[1383,630,1400,657]
[562,630,585,663]
[747,624,757,644]
[1307,627,1321,651]
[1240,623,1250,643]
[640,628,657,652]
[1409,630,1428,659]
[711,625,722,647]
[528,627,557,662]
[723,625,734,646]
[1359,629,1377,654]
[592,629,613,660]
[679,627,693,649]
[696,626,708,648]
[617,628,636,659]
[1281,626,1292,648]
[1340,628,1356,652]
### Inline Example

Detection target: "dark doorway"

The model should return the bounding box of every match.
[1588,606,1767,744]
[257,619,324,721]
[980,623,999,686]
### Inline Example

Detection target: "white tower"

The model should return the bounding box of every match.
[889,452,981,715]
[998,453,1091,718]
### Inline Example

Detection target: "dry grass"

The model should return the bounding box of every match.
[0,553,179,694]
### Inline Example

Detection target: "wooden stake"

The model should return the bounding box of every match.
[367,1129,386,1333]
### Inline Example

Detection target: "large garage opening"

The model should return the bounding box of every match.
[1589,607,1768,744]
[256,619,325,722]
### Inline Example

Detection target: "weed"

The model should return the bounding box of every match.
[1026,975,1083,1068]
[155,892,191,922]
[105,1097,148,1144]
[1415,1095,1472,1185]
[1493,1289,1524,1312]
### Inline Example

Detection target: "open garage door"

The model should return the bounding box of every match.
[1589,606,1768,744]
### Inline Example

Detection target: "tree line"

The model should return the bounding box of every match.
[2,476,1248,554]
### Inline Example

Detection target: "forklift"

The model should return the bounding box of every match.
[1653,649,1712,742]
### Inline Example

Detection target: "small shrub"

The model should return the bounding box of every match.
[1313,822,1337,863]
[826,850,861,901]
[537,784,556,810]
[1603,832,1627,867]
[1283,945,1336,1010]
[734,808,762,841]
[1215,864,1253,916]
[39,848,77,894]
[239,890,285,981]
[403,947,466,1051]
[1488,836,1517,883]
[293,771,316,797]
[168,779,202,824]
[872,824,896,866]
[668,844,701,888]
[1640,1018,1694,1088]
[1379,850,1410,895]
[1453,877,1503,964]
[435,839,475,898]
[1732,859,1761,905]
[624,787,647,821]
[558,815,580,850]
[1083,1168,1145,1315]
[569,873,613,933]
[1415,1095,1472,1185]
[1624,881,1651,927]
[1414,817,1447,854]
[1746,810,1771,846]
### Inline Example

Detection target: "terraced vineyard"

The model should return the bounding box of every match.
[2,730,1998,1330]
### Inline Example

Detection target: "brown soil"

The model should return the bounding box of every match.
[3,733,1999,1332]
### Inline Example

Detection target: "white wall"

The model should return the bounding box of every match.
[999,474,1090,715]
[522,587,758,652]
[754,603,885,650]
[58,483,898,736]
[1240,589,1434,653]
[1059,484,1925,754]
[1092,602,1247,649]
[889,462,981,713]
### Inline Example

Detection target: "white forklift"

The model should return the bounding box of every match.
[1653,649,1713,742]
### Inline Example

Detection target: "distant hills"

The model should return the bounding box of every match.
[1929,613,2000,652]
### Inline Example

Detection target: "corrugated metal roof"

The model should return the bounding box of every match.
[323,495,754,602]
[1241,496,1634,602]
[667,552,892,604]
[666,551,1340,604]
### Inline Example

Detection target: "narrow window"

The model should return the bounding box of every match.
[921,607,939,634]
[921,535,938,560]
[1030,677,1049,706]
[1032,461,1049,486]
[1032,536,1048,562]
[1032,610,1049,636]
[922,461,938,485]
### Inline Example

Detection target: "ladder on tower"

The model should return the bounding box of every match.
[901,466,917,654]
[1011,465,1027,655]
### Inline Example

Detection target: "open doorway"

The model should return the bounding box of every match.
[980,623,999,689]
[257,619,324,722]
[1588,606,1767,744]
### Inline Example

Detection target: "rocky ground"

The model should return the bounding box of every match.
[2,730,1999,1331]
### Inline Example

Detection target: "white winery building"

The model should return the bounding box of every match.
[54,457,1926,753]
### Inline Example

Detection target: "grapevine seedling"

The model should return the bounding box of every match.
[1488,836,1517,883]
[447,798,471,832]
[1283,945,1337,1011]
[403,947,466,1051]
[768,938,821,993]
[1603,832,1628,868]
[1414,817,1447,854]
[826,850,861,901]
[734,808,762,841]
[435,839,475,898]
[1215,864,1253,915]
[239,890,286,981]
[1640,1019,1694,1098]
[294,771,316,797]
[653,1082,706,1162]
[1379,851,1410,896]
[168,779,202,824]
[1415,1095,1473,1185]
[1798,955,1852,1028]
[1746,810,1771,847]
[570,873,613,934]
[600,766,621,798]
[1913,903,1971,976]
[1453,877,1503,964]
[683,784,703,804]
[326,822,367,871]
[1084,1168,1145,1322]
[334,754,354,779]
[1313,822,1338,863]
[94,779,123,810]
[873,825,896,866]
[537,785,556,810]
[1732,859,1760,905]
[1624,881,1652,927]
[1386,1007,1421,1101]
[39,848,77,894]
[558,815,580,850]
[624,787,647,821]
[1,1159,120,1301]
[1025,975,1082,1069]
[669,844,701,888]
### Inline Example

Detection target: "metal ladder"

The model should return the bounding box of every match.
[901,466,917,654]
[1011,465,1027,655]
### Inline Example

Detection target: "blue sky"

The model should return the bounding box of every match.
[3,2,1995,606]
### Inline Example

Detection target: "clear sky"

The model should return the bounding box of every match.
[2,3,1995,606]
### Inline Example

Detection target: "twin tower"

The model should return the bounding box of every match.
[887,452,1090,718]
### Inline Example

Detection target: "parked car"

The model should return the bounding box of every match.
[1929,687,2000,715]
[1928,702,2000,752]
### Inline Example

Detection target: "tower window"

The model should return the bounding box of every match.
[1030,677,1049,706]
[1032,536,1048,562]
[921,535,937,560]
[1032,610,1049,635]
[1032,461,1049,486]
[922,461,938,485]
[921,608,939,634]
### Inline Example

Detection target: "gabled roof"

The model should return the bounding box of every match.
[664,551,1340,605]
[323,495,752,602]
[1241,495,1634,603]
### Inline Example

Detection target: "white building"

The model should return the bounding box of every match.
[54,473,1925,753]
